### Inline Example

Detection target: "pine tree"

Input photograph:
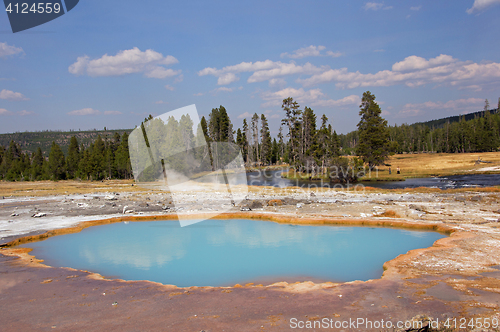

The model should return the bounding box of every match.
[90,135,106,180]
[2,141,22,180]
[331,130,341,157]
[31,147,45,180]
[277,126,284,163]
[301,106,317,165]
[208,108,221,142]
[66,136,80,179]
[356,91,390,169]
[271,138,279,164]
[78,148,91,180]
[236,128,248,162]
[242,119,250,164]
[115,132,131,179]
[484,99,490,112]
[260,114,272,165]
[251,113,259,164]
[48,141,66,180]
[281,97,301,165]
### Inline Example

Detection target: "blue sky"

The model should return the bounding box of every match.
[1,0,500,135]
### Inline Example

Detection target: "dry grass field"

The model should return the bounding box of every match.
[1,152,500,197]
[0,179,145,197]
[369,151,500,180]
[282,152,500,182]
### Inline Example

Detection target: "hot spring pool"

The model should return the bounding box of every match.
[20,219,445,287]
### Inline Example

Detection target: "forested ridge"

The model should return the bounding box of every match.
[1,95,499,181]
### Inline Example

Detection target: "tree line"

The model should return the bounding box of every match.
[1,94,499,182]
[0,132,131,181]
[340,98,500,154]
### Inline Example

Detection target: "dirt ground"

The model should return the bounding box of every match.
[1,180,500,331]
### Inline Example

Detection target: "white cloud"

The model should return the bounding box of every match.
[248,62,326,83]
[104,110,122,115]
[269,78,287,88]
[68,108,100,116]
[391,54,456,72]
[193,92,203,96]
[17,110,34,116]
[459,84,483,91]
[199,60,277,76]
[68,47,181,79]
[0,108,13,115]
[0,89,28,101]
[238,112,252,119]
[410,5,422,11]
[145,67,180,79]
[199,59,328,85]
[0,42,23,57]
[199,60,278,85]
[174,74,183,83]
[164,85,175,91]
[269,114,281,119]
[214,87,234,93]
[467,0,500,14]
[217,72,239,85]
[281,45,326,59]
[326,51,343,58]
[396,108,423,117]
[261,87,360,109]
[397,97,484,118]
[281,46,343,59]
[311,94,361,108]
[363,2,392,10]
[298,54,500,90]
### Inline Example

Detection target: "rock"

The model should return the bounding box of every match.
[10,213,19,217]
[240,206,251,211]
[296,203,303,208]
[267,199,283,206]
[104,195,117,201]
[249,200,263,209]
[409,204,425,212]
[470,195,482,202]
[32,213,46,218]
[455,196,466,202]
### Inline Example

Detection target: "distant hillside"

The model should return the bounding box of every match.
[0,129,133,156]
[413,108,499,129]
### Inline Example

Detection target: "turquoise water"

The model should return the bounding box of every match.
[21,219,445,287]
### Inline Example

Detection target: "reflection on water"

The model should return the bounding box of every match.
[21,219,444,287]
[245,169,500,190]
